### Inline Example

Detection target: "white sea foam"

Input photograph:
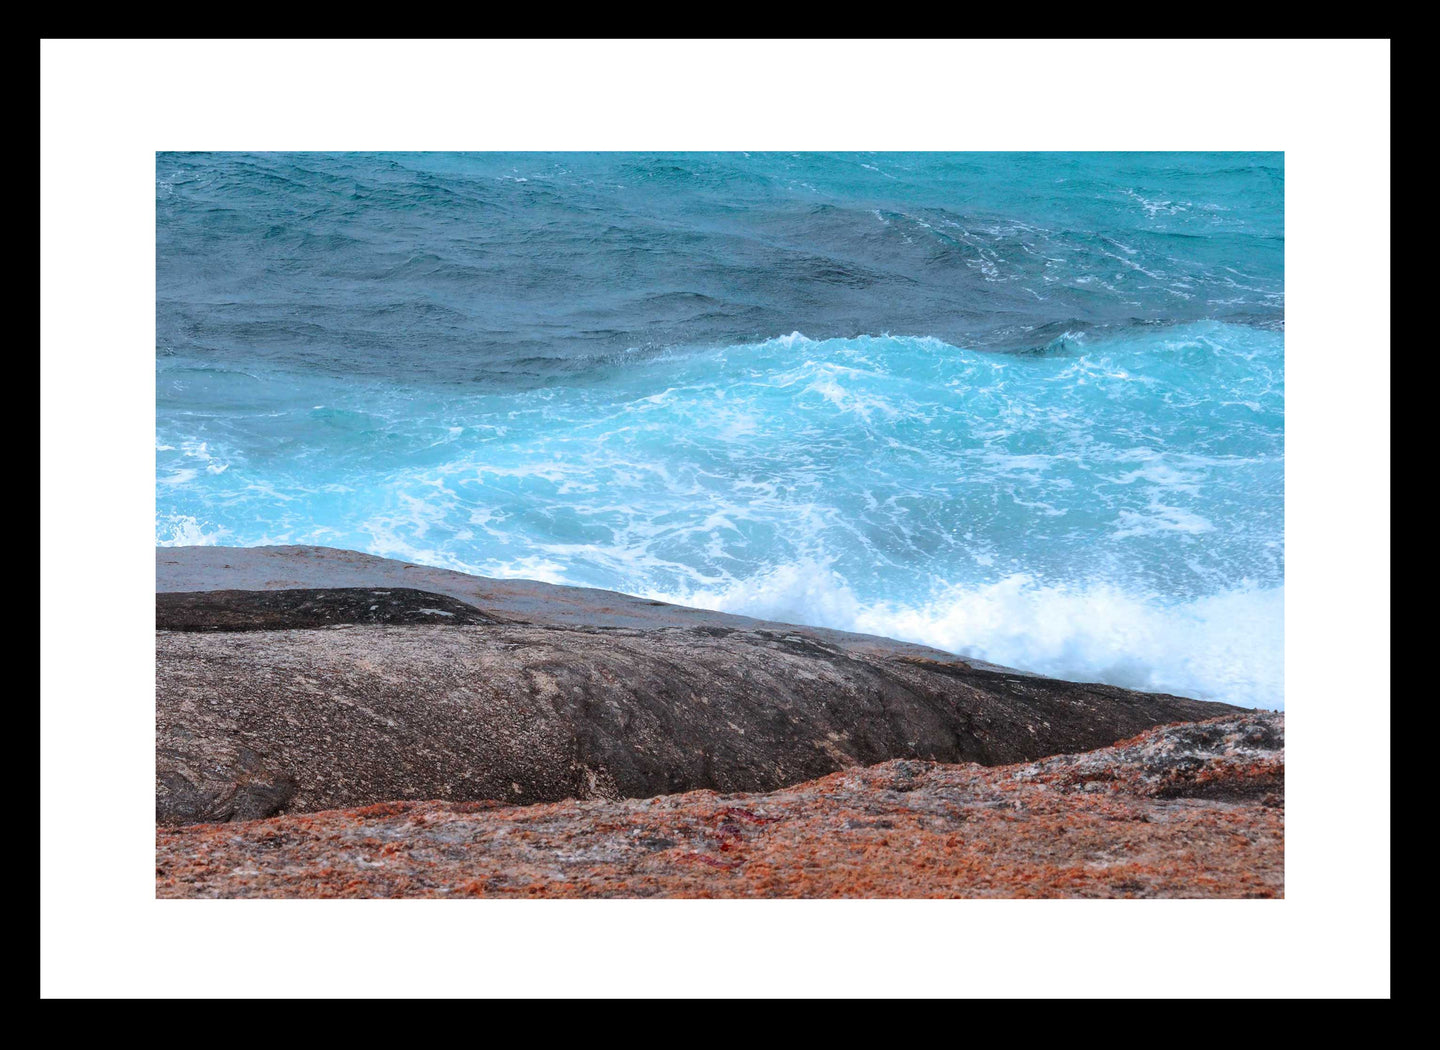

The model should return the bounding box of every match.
[648,563,1283,709]
[156,514,223,546]
[154,324,1285,709]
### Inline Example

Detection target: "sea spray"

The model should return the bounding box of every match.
[157,152,1285,707]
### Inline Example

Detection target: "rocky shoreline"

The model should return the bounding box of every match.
[157,712,1284,898]
[155,545,1280,897]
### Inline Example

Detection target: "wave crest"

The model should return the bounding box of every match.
[647,563,1283,709]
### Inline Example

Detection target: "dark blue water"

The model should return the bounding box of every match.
[157,152,1284,707]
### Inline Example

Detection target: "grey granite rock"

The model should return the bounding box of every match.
[155,550,1242,825]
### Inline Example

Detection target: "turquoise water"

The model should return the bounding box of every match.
[157,153,1284,707]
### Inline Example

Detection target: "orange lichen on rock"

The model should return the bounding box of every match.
[155,713,1283,899]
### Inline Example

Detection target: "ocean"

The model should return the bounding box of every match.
[156,152,1284,708]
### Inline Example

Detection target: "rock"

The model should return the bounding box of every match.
[154,713,1284,898]
[157,587,497,631]
[156,564,1241,824]
[156,544,1025,669]
[156,738,298,824]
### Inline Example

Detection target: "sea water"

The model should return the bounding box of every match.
[157,152,1284,707]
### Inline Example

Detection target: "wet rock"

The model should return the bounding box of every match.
[157,587,496,631]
